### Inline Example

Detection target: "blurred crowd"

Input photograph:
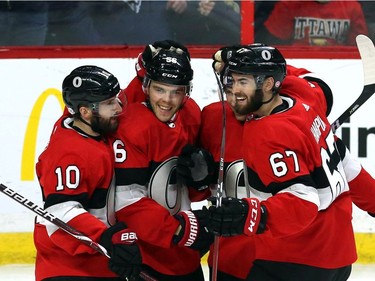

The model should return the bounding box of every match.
[0,0,241,46]
[0,0,374,47]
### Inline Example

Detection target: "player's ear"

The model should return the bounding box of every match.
[263,77,275,92]
[79,105,92,119]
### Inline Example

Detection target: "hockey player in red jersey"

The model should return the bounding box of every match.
[34,66,141,281]
[197,44,375,281]
[122,39,191,104]
[109,46,213,280]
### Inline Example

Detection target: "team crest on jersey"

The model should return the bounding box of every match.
[224,160,249,198]
[148,157,192,215]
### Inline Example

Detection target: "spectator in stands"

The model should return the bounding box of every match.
[166,0,241,44]
[90,1,170,45]
[0,0,48,46]
[45,1,100,45]
[257,0,368,46]
[254,1,277,43]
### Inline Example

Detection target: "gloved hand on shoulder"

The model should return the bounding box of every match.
[176,144,215,190]
[212,45,243,75]
[100,222,142,280]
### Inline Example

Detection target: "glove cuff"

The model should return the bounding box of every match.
[100,222,138,254]
[242,198,267,236]
[173,211,198,247]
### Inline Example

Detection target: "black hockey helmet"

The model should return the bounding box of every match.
[143,48,193,95]
[223,43,286,91]
[62,65,120,114]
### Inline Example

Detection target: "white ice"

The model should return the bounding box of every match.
[1,263,374,280]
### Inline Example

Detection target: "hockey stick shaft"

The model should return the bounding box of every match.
[211,70,227,281]
[0,184,110,256]
[331,34,375,133]
[0,183,156,281]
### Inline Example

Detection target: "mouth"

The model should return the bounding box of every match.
[236,94,246,101]
[235,95,247,105]
[158,104,172,112]
[154,104,175,122]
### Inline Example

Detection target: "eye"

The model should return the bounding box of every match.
[174,89,185,95]
[239,80,248,86]
[152,86,164,93]
[107,98,118,105]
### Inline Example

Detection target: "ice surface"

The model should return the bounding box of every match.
[1,263,374,281]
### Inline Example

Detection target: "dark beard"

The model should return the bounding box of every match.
[91,115,119,135]
[235,89,264,115]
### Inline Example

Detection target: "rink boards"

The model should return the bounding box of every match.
[1,58,375,264]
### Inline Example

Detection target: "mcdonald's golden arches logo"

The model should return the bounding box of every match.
[21,88,64,181]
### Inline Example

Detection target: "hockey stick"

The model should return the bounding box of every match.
[0,183,157,281]
[331,34,375,133]
[211,69,227,281]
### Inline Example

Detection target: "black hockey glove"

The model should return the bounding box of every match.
[205,197,267,237]
[173,210,214,253]
[153,40,190,59]
[212,45,243,75]
[100,222,142,280]
[176,144,215,190]
[136,40,190,80]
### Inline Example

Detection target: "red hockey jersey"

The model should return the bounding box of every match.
[109,98,203,276]
[243,93,355,262]
[121,76,146,104]
[34,115,117,280]
[203,66,361,279]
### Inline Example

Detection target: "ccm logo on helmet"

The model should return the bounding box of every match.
[162,73,178,78]
[247,199,259,233]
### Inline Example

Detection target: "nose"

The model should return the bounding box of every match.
[161,92,173,102]
[114,99,123,113]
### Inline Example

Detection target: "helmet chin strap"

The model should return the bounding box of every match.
[261,92,276,105]
[75,103,102,133]
[78,115,94,129]
[255,75,275,106]
[257,75,277,105]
